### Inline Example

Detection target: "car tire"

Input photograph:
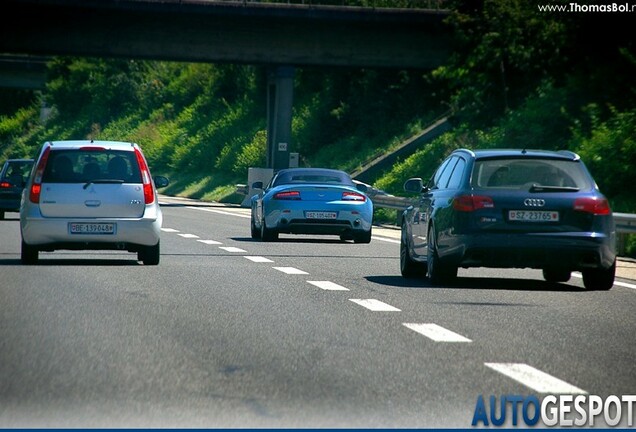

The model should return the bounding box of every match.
[582,260,615,291]
[251,216,261,239]
[353,228,372,244]
[542,268,571,283]
[260,219,278,242]
[426,227,457,284]
[139,242,160,265]
[21,239,38,265]
[400,223,426,278]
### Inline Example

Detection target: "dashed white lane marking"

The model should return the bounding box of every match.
[307,281,350,291]
[161,228,180,233]
[403,323,472,342]
[349,299,401,312]
[244,256,274,263]
[219,246,247,253]
[372,236,400,244]
[178,233,200,239]
[197,240,222,245]
[186,206,251,219]
[273,267,309,275]
[484,363,587,394]
[572,272,636,290]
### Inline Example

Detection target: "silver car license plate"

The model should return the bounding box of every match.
[305,211,337,220]
[69,222,116,234]
[508,210,559,222]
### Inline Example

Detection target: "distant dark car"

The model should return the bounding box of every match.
[0,158,34,219]
[400,148,616,290]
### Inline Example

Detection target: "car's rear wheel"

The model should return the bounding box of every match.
[353,228,372,244]
[21,239,38,265]
[139,242,160,265]
[400,224,426,278]
[582,260,615,291]
[426,227,457,284]
[260,219,278,242]
[542,268,571,283]
[251,216,261,239]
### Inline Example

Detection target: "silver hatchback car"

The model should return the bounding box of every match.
[20,140,169,265]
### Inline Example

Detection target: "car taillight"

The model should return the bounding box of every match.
[453,195,494,212]
[134,147,154,204]
[573,197,611,215]
[0,181,11,188]
[29,146,51,203]
[342,191,366,202]
[273,190,301,200]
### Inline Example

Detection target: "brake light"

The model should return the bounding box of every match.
[342,191,366,202]
[453,195,494,212]
[0,181,11,188]
[29,145,51,203]
[273,190,301,200]
[79,146,106,151]
[573,197,611,215]
[134,147,154,204]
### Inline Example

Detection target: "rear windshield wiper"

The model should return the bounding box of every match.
[529,184,580,193]
[83,179,124,189]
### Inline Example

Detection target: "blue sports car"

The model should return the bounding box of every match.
[250,168,373,243]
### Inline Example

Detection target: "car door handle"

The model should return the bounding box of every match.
[84,200,101,207]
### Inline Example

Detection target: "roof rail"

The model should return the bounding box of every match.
[557,150,580,161]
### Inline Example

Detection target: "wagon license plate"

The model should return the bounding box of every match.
[305,211,337,220]
[508,210,559,222]
[69,222,116,234]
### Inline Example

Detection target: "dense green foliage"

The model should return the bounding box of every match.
[0,0,634,254]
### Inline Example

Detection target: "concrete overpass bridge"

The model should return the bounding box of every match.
[1,0,452,169]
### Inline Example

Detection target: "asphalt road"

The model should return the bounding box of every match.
[1,196,635,428]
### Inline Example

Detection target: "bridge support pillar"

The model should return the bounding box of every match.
[266,66,294,170]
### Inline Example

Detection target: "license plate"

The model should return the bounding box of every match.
[69,222,116,234]
[508,210,559,222]
[305,211,337,220]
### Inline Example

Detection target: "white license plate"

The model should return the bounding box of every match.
[69,222,116,234]
[305,211,338,220]
[508,210,559,222]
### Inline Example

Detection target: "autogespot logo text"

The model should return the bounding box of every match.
[471,394,636,427]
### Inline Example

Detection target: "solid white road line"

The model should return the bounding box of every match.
[161,228,180,233]
[178,233,200,239]
[349,299,401,312]
[186,206,251,219]
[273,267,309,275]
[403,323,472,342]
[572,272,636,290]
[197,240,222,245]
[244,256,274,263]
[484,363,587,394]
[372,236,400,244]
[307,281,350,291]
[219,246,247,253]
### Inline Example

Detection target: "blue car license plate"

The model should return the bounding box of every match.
[305,211,338,220]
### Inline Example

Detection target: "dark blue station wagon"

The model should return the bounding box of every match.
[400,148,616,290]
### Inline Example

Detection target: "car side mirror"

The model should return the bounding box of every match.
[403,177,424,194]
[355,183,368,193]
[252,181,264,190]
[154,175,170,188]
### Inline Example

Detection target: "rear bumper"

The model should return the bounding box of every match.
[20,213,162,249]
[0,197,22,211]
[442,232,616,271]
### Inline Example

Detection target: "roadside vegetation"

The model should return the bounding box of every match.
[0,0,634,254]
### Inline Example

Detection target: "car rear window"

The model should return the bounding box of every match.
[471,158,594,190]
[42,150,142,184]
[273,170,354,187]
[2,161,33,185]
